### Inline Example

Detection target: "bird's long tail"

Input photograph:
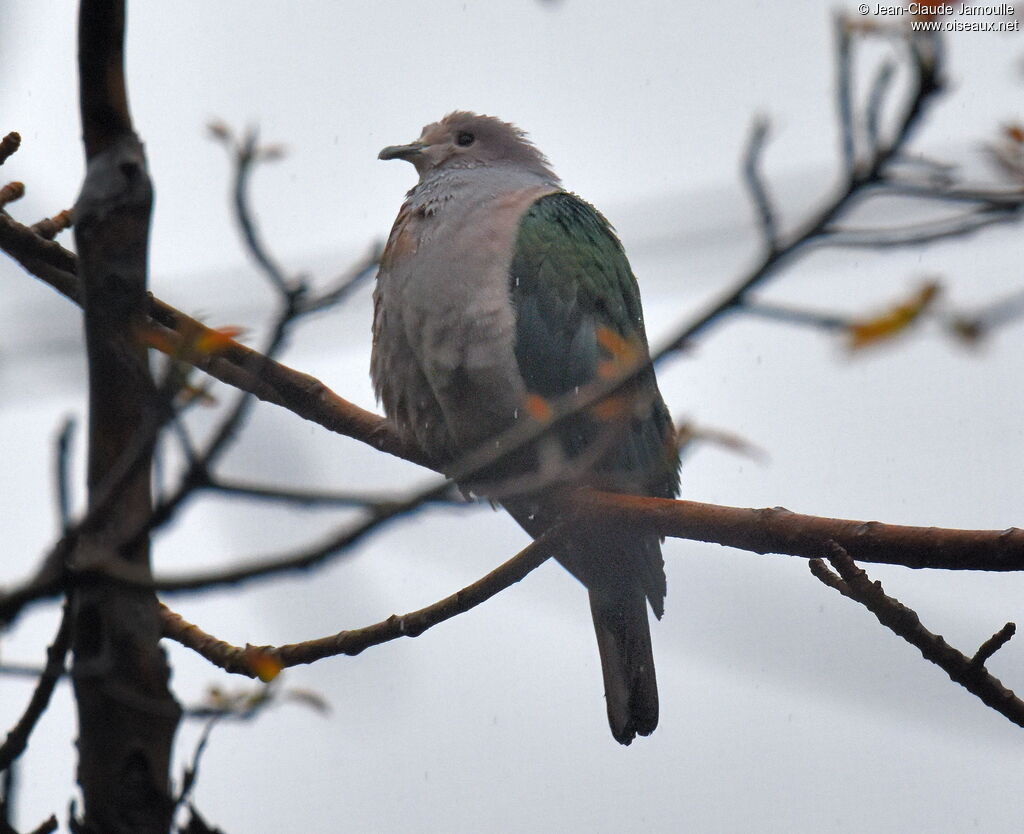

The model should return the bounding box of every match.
[588,586,658,745]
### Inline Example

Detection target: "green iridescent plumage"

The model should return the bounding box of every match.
[510,192,679,503]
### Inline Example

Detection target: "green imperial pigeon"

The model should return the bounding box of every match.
[372,112,679,745]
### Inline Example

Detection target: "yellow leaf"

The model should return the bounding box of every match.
[194,325,246,355]
[847,282,940,350]
[244,647,283,683]
[136,321,246,359]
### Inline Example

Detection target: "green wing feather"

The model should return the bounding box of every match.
[509,192,679,500]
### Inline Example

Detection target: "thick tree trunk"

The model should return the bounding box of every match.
[71,2,181,831]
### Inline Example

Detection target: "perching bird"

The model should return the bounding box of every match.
[372,112,679,745]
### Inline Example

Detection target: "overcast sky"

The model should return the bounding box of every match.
[2,3,1024,832]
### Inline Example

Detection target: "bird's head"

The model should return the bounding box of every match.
[378,111,555,181]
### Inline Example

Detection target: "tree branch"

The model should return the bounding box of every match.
[574,491,1024,571]
[810,543,1024,728]
[160,528,563,676]
[205,475,463,509]
[742,117,779,251]
[0,605,71,772]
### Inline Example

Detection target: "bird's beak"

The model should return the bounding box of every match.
[378,142,426,162]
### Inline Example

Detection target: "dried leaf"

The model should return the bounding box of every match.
[847,281,940,350]
[206,120,233,144]
[194,325,246,355]
[244,647,283,683]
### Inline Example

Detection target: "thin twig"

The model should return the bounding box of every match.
[145,472,456,592]
[0,604,72,771]
[0,133,21,166]
[297,242,381,315]
[230,128,295,296]
[160,526,563,674]
[0,665,47,679]
[741,301,848,330]
[207,476,464,509]
[872,181,1024,205]
[53,417,75,534]
[660,16,944,350]
[742,117,779,251]
[173,717,218,815]
[948,286,1024,338]
[128,137,384,552]
[30,209,73,241]
[25,816,58,834]
[865,59,897,152]
[0,758,13,829]
[835,14,856,173]
[820,207,1021,248]
[970,623,1016,669]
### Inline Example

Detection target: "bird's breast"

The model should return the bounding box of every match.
[373,180,559,459]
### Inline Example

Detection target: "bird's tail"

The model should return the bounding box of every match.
[588,587,658,745]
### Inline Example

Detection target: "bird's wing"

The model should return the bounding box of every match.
[509,191,679,501]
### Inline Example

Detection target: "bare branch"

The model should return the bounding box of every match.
[30,209,73,241]
[662,18,944,348]
[970,623,1016,669]
[297,241,381,315]
[865,59,897,152]
[206,475,464,509]
[0,182,25,209]
[173,718,217,817]
[811,542,1024,728]
[160,527,563,675]
[0,605,71,771]
[571,490,1024,572]
[742,117,779,251]
[875,180,1024,205]
[0,132,21,166]
[25,816,58,834]
[835,14,856,173]
[215,125,295,297]
[820,207,1022,248]
[947,286,1024,343]
[53,418,75,533]
[147,473,455,592]
[5,483,1024,623]
[740,300,848,331]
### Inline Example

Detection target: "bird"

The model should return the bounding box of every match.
[372,111,679,745]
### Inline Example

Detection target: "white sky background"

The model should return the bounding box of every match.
[2,2,1024,832]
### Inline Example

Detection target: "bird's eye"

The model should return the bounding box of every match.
[455,131,475,147]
